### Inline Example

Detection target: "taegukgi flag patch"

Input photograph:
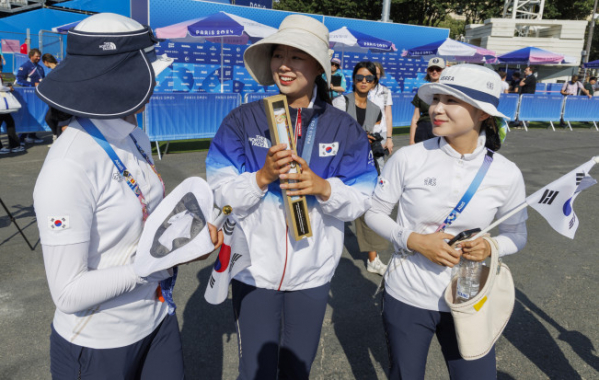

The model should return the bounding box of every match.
[319,142,339,157]
[48,216,70,230]
[378,177,388,189]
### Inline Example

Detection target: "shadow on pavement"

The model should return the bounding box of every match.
[180,265,236,380]
[503,288,592,379]
[0,202,38,249]
[328,222,389,379]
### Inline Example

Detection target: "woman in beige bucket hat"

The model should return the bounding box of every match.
[206,14,378,379]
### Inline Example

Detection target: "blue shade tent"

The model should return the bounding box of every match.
[496,46,564,65]
[402,38,496,62]
[155,11,276,92]
[329,27,395,53]
[583,59,599,68]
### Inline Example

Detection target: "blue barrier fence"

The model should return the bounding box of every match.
[3,87,50,133]
[4,91,599,139]
[563,96,599,122]
[535,83,547,93]
[518,94,564,122]
[144,93,241,141]
[244,92,278,103]
[498,94,520,121]
[392,93,416,127]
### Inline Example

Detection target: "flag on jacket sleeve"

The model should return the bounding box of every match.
[204,218,251,305]
[526,158,597,239]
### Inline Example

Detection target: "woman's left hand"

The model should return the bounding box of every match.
[457,237,491,262]
[384,138,394,153]
[279,154,332,201]
[180,223,224,264]
[209,223,224,250]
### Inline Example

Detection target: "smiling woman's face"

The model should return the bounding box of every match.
[270,45,322,107]
[428,94,487,138]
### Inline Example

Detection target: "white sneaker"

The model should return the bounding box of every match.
[0,147,11,154]
[11,146,25,153]
[367,256,388,276]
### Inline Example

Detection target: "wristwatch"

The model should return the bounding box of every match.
[386,137,392,139]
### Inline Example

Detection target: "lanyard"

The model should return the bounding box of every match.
[436,148,494,232]
[294,110,319,167]
[78,118,165,222]
[79,118,176,313]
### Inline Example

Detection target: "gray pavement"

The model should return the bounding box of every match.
[1,128,598,380]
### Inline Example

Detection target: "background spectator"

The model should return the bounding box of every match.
[369,61,394,157]
[498,71,509,94]
[0,77,25,154]
[519,66,536,94]
[16,48,44,144]
[560,75,590,97]
[509,71,521,93]
[583,76,596,97]
[560,74,591,128]
[409,57,445,144]
[326,57,346,99]
[42,53,58,70]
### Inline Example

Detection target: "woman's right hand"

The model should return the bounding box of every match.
[407,232,461,267]
[256,143,294,189]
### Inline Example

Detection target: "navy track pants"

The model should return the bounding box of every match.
[232,280,330,380]
[382,291,496,380]
[50,314,184,380]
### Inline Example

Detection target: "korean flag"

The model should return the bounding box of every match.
[319,142,339,157]
[526,158,597,239]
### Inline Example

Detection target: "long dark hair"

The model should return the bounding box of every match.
[351,61,378,92]
[482,117,501,151]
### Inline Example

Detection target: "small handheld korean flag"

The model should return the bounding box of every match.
[526,158,597,239]
[204,217,251,305]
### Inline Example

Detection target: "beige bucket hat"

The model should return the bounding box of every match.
[243,15,331,86]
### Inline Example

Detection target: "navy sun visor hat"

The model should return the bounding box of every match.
[36,13,173,119]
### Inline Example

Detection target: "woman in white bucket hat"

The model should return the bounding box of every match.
[206,14,377,379]
[33,13,221,378]
[365,64,528,379]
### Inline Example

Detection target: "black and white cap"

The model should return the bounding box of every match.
[36,13,173,119]
[418,64,509,119]
[427,57,446,69]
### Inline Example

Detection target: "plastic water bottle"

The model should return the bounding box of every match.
[455,257,482,303]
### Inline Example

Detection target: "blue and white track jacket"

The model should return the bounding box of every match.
[206,97,377,291]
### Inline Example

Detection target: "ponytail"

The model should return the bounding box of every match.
[483,117,501,151]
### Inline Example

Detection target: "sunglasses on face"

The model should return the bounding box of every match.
[355,74,375,83]
[427,67,442,72]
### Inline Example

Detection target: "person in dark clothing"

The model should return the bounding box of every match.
[518,66,536,94]
[509,72,521,93]
[409,57,445,144]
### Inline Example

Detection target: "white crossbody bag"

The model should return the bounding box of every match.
[444,236,515,360]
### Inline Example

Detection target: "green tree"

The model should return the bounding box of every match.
[273,0,382,20]
[544,0,596,20]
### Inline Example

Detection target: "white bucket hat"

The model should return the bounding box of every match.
[418,64,509,120]
[243,15,331,86]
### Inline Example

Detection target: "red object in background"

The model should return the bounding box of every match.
[20,43,28,54]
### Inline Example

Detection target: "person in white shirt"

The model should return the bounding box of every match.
[365,64,528,379]
[369,62,394,159]
[498,70,509,93]
[34,13,221,379]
